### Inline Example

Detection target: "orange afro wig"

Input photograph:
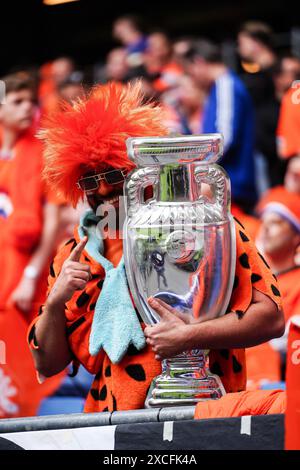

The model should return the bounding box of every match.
[40,80,168,206]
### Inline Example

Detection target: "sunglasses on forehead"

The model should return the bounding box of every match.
[77,168,127,192]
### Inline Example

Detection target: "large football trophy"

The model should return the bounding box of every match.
[123,134,236,407]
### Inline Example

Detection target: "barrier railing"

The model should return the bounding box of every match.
[0,406,195,433]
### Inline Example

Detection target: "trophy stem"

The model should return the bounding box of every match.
[145,349,226,408]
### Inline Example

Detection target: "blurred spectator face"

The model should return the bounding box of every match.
[284,157,300,193]
[173,39,192,60]
[275,57,300,97]
[185,57,211,87]
[106,48,129,82]
[238,21,276,69]
[258,212,300,257]
[52,58,74,85]
[113,19,138,46]
[59,83,84,104]
[177,75,203,111]
[146,33,171,62]
[0,89,35,131]
[138,78,157,102]
[238,33,260,62]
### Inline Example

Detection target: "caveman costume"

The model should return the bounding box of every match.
[28,81,282,412]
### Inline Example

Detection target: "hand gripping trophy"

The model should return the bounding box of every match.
[123,134,236,407]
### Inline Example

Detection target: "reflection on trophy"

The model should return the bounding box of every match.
[123,134,236,407]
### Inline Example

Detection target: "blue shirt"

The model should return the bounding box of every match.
[127,36,148,54]
[202,70,257,205]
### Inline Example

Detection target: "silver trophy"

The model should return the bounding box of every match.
[123,134,236,407]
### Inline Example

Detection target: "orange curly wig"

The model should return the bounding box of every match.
[40,81,168,206]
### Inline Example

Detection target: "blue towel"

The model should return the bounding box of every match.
[78,210,146,364]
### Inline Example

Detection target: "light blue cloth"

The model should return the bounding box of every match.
[77,211,146,364]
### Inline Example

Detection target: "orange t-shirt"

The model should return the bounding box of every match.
[0,130,45,314]
[246,266,300,388]
[285,316,300,450]
[0,128,65,317]
[28,217,282,412]
[277,266,300,323]
[277,86,300,159]
[0,130,65,417]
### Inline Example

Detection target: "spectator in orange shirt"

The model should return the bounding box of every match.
[39,57,75,116]
[246,187,300,388]
[0,73,60,318]
[256,187,300,324]
[0,73,64,417]
[277,82,300,160]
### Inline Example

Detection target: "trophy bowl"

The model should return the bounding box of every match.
[123,134,236,407]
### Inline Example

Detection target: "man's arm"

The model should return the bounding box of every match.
[30,237,91,377]
[145,289,285,360]
[31,298,73,378]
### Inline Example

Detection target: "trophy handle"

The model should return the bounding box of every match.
[125,167,159,216]
[194,164,230,217]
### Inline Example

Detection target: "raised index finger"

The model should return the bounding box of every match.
[68,236,88,262]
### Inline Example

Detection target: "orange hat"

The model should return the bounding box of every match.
[257,186,300,233]
[40,81,168,206]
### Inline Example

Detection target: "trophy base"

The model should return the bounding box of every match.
[145,350,226,408]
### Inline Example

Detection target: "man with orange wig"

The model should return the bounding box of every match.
[28,81,284,412]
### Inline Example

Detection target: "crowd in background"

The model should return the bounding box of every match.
[0,16,300,418]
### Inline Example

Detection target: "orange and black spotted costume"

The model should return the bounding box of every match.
[28,216,282,412]
[27,81,282,412]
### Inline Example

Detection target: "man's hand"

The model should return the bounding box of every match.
[48,236,91,307]
[144,297,192,360]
